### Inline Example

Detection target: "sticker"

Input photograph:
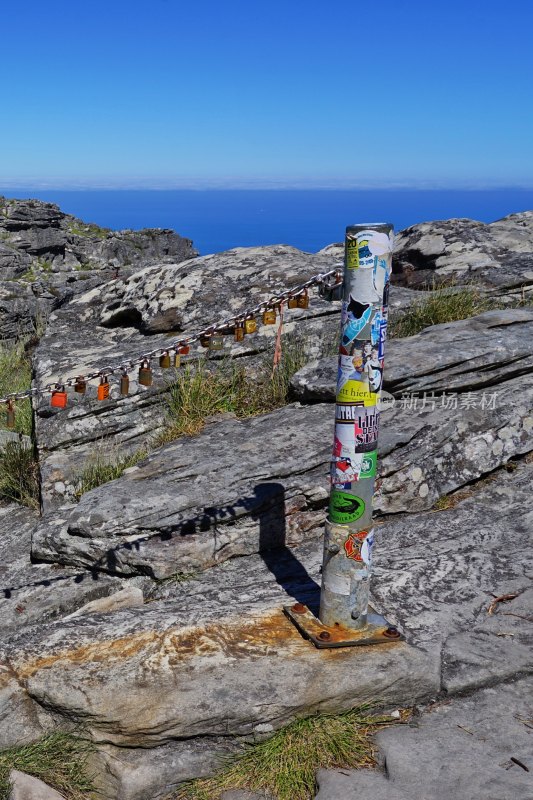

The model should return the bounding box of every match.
[331,416,365,484]
[340,297,373,350]
[329,489,365,524]
[337,378,378,405]
[353,406,379,452]
[378,318,387,360]
[343,529,374,565]
[382,281,390,310]
[326,572,351,596]
[346,230,393,270]
[360,450,377,478]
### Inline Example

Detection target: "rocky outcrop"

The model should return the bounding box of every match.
[7,770,67,800]
[0,196,197,343]
[392,211,533,289]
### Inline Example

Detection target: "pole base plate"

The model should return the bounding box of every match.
[283,603,405,649]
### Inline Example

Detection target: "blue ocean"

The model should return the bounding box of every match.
[1,189,532,256]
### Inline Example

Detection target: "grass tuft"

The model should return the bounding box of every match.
[158,336,308,445]
[390,285,494,338]
[171,705,399,800]
[0,732,96,800]
[0,441,40,509]
[74,448,146,500]
[0,340,33,436]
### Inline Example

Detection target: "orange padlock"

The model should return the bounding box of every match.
[51,386,68,409]
[97,377,110,401]
[179,344,190,355]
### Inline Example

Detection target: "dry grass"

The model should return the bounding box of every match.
[0,733,96,800]
[171,705,402,800]
[157,336,308,445]
[0,339,33,436]
[0,441,40,509]
[390,285,494,339]
[73,447,147,500]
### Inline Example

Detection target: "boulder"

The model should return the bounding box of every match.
[7,770,67,800]
[63,586,144,619]
[392,211,533,289]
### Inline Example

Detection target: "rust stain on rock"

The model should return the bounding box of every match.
[14,609,329,681]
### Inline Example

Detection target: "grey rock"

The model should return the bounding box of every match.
[291,307,533,401]
[32,363,533,575]
[8,770,66,800]
[32,244,341,510]
[315,678,533,800]
[90,738,242,800]
[0,668,49,750]
[0,503,136,633]
[62,586,144,619]
[393,211,533,288]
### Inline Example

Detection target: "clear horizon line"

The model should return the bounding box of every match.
[1,177,533,191]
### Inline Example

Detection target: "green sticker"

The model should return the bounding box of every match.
[329,490,365,524]
[360,450,377,479]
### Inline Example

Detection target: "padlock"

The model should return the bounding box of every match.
[173,350,181,368]
[159,352,171,369]
[262,308,276,325]
[234,323,245,342]
[97,377,110,401]
[138,360,153,386]
[120,372,130,396]
[209,335,224,351]
[287,296,298,309]
[200,335,211,348]
[244,317,257,334]
[74,377,87,394]
[6,400,15,429]
[179,344,190,355]
[51,386,68,408]
[297,290,309,309]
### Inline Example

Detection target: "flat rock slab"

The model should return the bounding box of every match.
[315,677,533,800]
[33,363,533,575]
[291,307,533,400]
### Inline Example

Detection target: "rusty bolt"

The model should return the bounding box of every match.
[382,626,401,639]
[318,631,331,641]
[291,603,306,614]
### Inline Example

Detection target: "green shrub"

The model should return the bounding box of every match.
[0,733,95,800]
[172,705,398,800]
[0,441,40,509]
[390,285,493,338]
[0,339,34,436]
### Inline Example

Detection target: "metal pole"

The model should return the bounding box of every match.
[319,223,394,630]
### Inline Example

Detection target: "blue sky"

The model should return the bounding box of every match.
[1,0,532,188]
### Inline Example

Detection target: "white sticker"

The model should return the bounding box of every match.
[327,572,351,596]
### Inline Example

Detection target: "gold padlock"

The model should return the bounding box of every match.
[173,350,181,368]
[120,371,130,396]
[138,360,153,386]
[297,290,309,309]
[234,323,245,342]
[74,377,87,394]
[209,335,224,351]
[288,296,298,309]
[159,352,171,369]
[200,334,211,348]
[262,308,276,325]
[6,400,15,429]
[244,317,257,334]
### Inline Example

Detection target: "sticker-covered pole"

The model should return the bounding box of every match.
[319,223,393,630]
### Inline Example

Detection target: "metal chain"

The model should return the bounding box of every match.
[1,267,342,406]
